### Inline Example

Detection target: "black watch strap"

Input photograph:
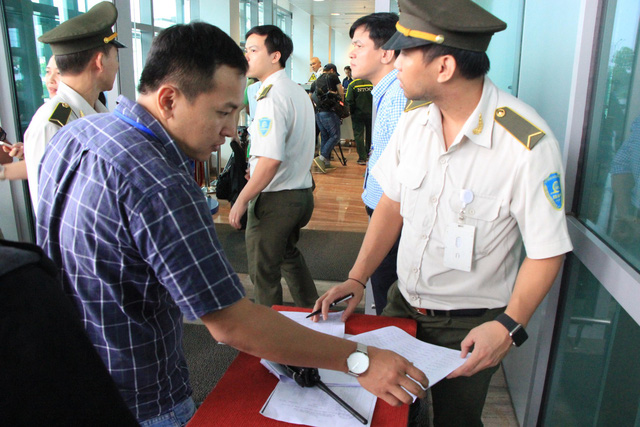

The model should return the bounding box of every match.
[495,313,528,347]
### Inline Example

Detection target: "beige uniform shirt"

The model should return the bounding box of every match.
[248,69,315,192]
[373,78,573,310]
[24,81,108,211]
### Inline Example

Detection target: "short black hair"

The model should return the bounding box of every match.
[138,22,248,101]
[349,12,399,56]
[421,44,490,79]
[245,25,293,68]
[55,44,112,75]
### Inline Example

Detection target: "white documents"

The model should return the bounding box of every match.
[349,326,467,388]
[260,380,376,427]
[279,310,346,338]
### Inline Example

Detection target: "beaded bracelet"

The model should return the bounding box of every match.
[347,277,366,289]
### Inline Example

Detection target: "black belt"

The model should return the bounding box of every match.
[414,307,488,317]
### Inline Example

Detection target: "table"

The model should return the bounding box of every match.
[187,306,417,426]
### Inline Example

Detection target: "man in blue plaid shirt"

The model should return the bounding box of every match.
[36,23,428,425]
[349,13,407,315]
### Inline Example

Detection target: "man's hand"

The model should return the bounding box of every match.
[3,142,24,159]
[310,279,364,322]
[358,346,429,406]
[447,320,512,378]
[228,200,248,230]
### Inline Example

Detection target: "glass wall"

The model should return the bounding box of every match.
[577,0,640,269]
[542,254,640,425]
[2,0,101,134]
[130,0,189,96]
[543,0,640,424]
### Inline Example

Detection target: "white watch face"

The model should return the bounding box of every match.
[347,351,370,375]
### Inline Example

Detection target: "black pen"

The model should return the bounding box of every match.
[306,293,354,318]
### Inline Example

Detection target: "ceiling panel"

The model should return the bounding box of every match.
[286,0,375,34]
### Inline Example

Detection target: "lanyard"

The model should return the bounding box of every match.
[113,110,160,143]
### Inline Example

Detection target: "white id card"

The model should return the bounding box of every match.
[443,223,475,272]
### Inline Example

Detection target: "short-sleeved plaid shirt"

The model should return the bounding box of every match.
[37,95,245,422]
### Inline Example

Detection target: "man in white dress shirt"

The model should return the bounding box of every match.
[229,25,318,308]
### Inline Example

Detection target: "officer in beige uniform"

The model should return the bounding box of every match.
[229,25,318,308]
[23,1,124,211]
[313,0,573,425]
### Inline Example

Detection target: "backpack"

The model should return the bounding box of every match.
[216,139,248,228]
[315,74,350,119]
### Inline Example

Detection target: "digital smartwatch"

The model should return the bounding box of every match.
[495,313,528,347]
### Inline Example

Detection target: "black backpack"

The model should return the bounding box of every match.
[315,74,350,118]
[216,139,249,229]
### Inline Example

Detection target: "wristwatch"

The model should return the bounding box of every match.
[495,313,528,347]
[347,342,369,376]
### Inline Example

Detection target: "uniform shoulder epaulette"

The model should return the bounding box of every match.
[256,84,273,101]
[48,102,72,127]
[404,99,431,112]
[494,106,545,150]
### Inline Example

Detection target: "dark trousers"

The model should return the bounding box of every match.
[366,205,399,315]
[351,114,372,161]
[246,189,318,308]
[383,283,505,426]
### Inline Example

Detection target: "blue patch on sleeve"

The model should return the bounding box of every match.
[543,172,563,210]
[258,117,272,137]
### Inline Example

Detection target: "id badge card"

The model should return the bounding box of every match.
[443,223,475,272]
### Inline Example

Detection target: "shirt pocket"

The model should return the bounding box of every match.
[448,192,503,256]
[398,166,427,227]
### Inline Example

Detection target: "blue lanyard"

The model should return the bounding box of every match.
[376,91,385,113]
[113,110,160,142]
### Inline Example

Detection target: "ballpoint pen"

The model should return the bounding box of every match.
[306,293,354,318]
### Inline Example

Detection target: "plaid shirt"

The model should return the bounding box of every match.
[37,96,245,422]
[362,69,406,210]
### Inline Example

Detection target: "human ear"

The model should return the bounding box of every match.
[272,51,282,65]
[436,55,456,83]
[380,49,395,65]
[156,85,179,120]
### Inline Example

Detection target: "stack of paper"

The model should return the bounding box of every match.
[259,313,468,426]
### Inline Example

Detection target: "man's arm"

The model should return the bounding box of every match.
[0,161,28,181]
[201,297,429,406]
[448,254,564,378]
[312,194,403,321]
[228,156,280,229]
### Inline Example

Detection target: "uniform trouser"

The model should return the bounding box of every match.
[246,188,318,308]
[351,114,372,161]
[382,283,505,427]
[365,205,399,315]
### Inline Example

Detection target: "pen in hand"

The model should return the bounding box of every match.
[306,293,354,318]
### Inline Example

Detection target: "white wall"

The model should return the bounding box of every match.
[291,4,312,84]
[333,30,353,76]
[517,0,581,148]
[313,20,330,67]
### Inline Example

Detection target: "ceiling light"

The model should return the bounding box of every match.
[331,12,340,16]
